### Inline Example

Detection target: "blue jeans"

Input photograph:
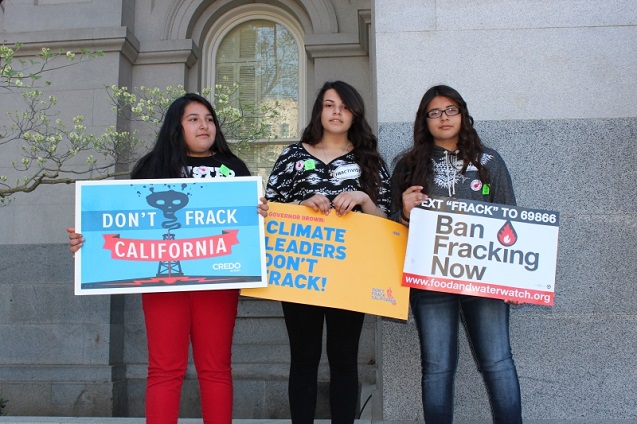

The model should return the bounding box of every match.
[410,289,522,424]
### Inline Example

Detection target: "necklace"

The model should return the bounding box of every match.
[319,142,352,176]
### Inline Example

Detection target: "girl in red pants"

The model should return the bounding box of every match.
[69,93,267,423]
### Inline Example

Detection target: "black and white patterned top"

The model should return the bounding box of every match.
[265,142,391,215]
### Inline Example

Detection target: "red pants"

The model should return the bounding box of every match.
[142,289,239,424]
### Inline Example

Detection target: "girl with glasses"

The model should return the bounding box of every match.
[391,85,523,424]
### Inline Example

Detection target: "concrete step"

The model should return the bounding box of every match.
[0,419,339,424]
[2,419,636,424]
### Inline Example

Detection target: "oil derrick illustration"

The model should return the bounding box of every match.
[146,188,190,277]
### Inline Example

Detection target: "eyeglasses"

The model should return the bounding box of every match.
[425,107,460,119]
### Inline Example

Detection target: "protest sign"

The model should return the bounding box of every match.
[403,196,559,306]
[74,177,266,295]
[242,202,410,319]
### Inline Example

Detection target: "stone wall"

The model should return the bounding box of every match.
[374,0,637,421]
[0,0,377,417]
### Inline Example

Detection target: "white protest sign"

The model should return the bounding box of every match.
[402,196,559,306]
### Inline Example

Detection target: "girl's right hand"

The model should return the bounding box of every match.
[67,227,84,254]
[402,186,428,220]
[257,197,269,218]
[299,193,332,215]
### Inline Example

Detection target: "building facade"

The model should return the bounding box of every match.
[0,0,636,421]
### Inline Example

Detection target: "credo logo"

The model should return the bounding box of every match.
[213,262,242,272]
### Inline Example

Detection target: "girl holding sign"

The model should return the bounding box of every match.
[68,93,267,424]
[391,85,522,424]
[266,81,391,423]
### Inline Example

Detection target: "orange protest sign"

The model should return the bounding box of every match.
[241,202,410,319]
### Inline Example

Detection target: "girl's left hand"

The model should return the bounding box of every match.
[257,197,269,218]
[332,191,369,216]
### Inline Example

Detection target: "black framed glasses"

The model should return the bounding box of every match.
[425,107,460,119]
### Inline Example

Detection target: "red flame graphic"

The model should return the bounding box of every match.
[497,220,518,246]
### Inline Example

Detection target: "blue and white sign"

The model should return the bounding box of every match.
[74,177,267,295]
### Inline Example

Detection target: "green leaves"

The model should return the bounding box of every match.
[0,42,277,206]
[109,82,279,146]
[0,43,111,205]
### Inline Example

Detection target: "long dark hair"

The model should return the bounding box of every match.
[131,93,234,179]
[301,81,384,203]
[392,85,488,207]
